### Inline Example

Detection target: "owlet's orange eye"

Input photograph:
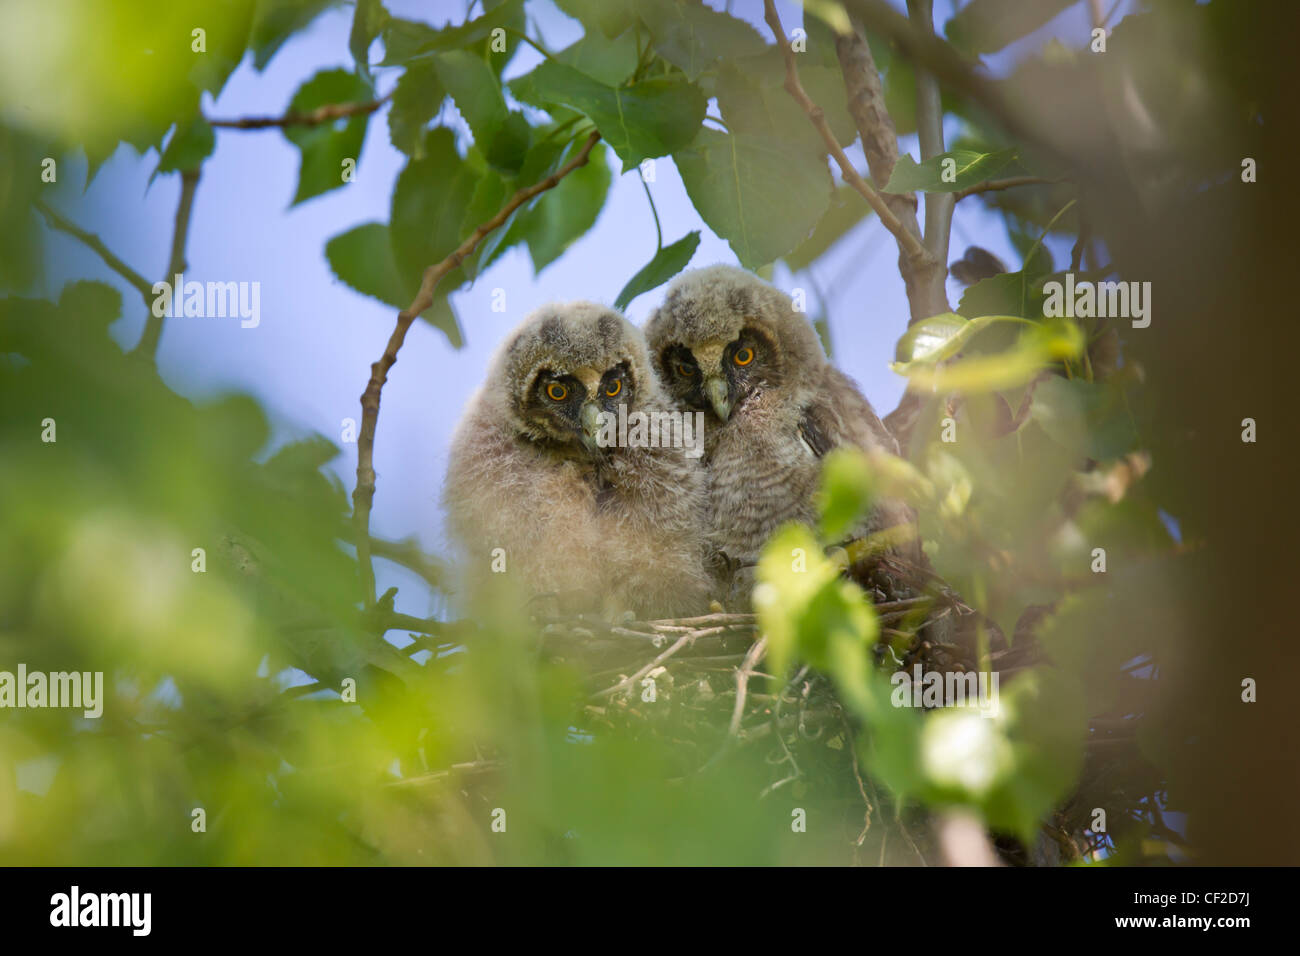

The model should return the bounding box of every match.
[546,383,568,401]
[676,363,696,378]
[605,379,622,398]
[734,347,755,366]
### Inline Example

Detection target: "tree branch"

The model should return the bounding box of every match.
[365,533,445,592]
[206,94,392,130]
[134,168,201,360]
[907,0,953,278]
[34,199,155,305]
[763,0,929,264]
[351,131,603,608]
[831,20,946,339]
[954,175,1064,202]
[840,0,1055,164]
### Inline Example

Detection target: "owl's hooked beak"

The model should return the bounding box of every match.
[704,375,732,422]
[579,400,604,452]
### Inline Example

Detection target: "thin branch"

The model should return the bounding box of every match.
[352,132,603,607]
[346,528,445,592]
[504,27,557,62]
[763,0,930,264]
[638,170,662,250]
[135,167,201,360]
[841,0,1039,154]
[206,93,392,130]
[388,759,501,789]
[727,636,768,736]
[954,175,1065,201]
[591,628,697,700]
[34,200,155,305]
[907,0,953,273]
[378,612,447,636]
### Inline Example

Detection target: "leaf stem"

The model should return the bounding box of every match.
[639,170,662,250]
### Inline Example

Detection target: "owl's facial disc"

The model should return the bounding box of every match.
[527,363,634,454]
[662,328,775,423]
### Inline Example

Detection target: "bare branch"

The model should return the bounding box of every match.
[727,636,768,736]
[34,200,155,305]
[344,527,445,593]
[207,94,392,130]
[763,0,930,264]
[352,131,603,607]
[135,168,201,360]
[591,628,697,700]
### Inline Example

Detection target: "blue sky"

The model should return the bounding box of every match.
[41,0,1106,616]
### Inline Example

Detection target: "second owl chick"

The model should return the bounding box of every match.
[443,302,714,620]
[644,265,916,587]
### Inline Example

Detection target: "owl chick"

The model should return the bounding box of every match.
[644,265,916,589]
[443,302,714,620]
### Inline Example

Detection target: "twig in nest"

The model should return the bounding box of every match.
[727,637,769,737]
[388,759,501,789]
[590,627,698,699]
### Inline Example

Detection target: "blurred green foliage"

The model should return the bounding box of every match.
[1,0,1266,865]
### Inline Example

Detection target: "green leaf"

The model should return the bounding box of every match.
[434,51,530,173]
[553,30,641,86]
[553,0,636,39]
[512,61,705,171]
[0,130,45,292]
[325,222,410,309]
[378,17,438,65]
[783,186,870,272]
[893,320,1085,393]
[957,265,1049,320]
[884,148,1018,194]
[817,448,875,543]
[755,525,923,794]
[250,0,335,71]
[979,668,1085,844]
[191,0,256,97]
[717,48,855,154]
[383,0,525,66]
[458,136,558,278]
[324,220,462,347]
[636,0,766,80]
[282,69,372,205]
[387,61,444,158]
[349,0,389,83]
[1030,377,1139,461]
[155,115,214,176]
[389,128,480,293]
[894,312,1032,367]
[801,13,859,147]
[521,141,611,272]
[945,0,1076,56]
[674,128,831,269]
[422,294,464,349]
[613,231,700,310]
